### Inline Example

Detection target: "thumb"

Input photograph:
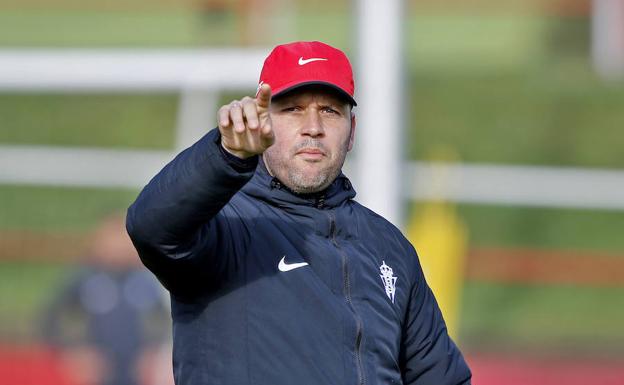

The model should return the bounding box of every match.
[261,119,275,148]
[261,115,272,136]
[256,83,272,111]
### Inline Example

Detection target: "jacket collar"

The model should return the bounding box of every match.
[242,157,356,209]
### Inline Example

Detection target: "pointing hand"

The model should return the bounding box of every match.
[218,84,274,159]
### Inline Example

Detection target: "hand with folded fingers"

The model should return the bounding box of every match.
[218,83,275,159]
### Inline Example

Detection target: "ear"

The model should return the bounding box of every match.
[347,112,356,152]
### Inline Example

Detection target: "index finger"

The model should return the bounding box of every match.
[256,83,272,110]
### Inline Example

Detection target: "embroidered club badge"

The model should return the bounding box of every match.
[379,260,397,303]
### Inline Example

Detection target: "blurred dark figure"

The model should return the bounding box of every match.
[42,214,169,385]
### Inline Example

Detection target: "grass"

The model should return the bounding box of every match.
[0,93,177,149]
[460,281,624,356]
[410,64,624,168]
[0,185,139,231]
[407,14,547,71]
[0,9,350,48]
[0,10,203,47]
[0,262,71,342]
[454,204,624,253]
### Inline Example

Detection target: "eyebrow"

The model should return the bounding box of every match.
[274,96,346,107]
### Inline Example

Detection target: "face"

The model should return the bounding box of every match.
[89,214,139,270]
[263,86,356,194]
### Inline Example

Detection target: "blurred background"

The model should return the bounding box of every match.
[1,0,623,384]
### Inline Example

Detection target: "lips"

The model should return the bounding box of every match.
[296,148,325,160]
[297,148,324,155]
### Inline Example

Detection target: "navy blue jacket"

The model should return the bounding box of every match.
[126,128,471,385]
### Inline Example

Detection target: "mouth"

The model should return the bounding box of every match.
[296,148,325,160]
[297,148,324,155]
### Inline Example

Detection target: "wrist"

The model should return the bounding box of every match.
[217,140,259,172]
[221,143,254,159]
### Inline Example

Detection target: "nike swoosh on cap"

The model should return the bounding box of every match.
[278,256,309,272]
[298,57,328,66]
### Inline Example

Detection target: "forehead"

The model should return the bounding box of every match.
[271,85,352,107]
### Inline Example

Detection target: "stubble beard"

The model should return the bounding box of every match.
[264,139,349,194]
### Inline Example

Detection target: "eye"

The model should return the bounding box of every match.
[282,105,302,112]
[321,106,339,115]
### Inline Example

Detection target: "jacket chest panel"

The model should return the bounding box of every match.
[337,241,405,377]
[343,242,408,320]
[240,206,405,383]
[244,219,344,296]
[243,225,349,384]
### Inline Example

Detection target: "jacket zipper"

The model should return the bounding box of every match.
[329,212,365,385]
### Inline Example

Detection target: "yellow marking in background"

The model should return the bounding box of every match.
[406,148,468,340]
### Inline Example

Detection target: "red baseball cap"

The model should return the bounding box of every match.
[258,41,356,106]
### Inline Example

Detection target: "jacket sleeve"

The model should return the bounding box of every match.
[126,128,258,298]
[400,253,472,385]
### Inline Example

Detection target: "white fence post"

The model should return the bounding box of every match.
[592,0,624,80]
[176,89,219,150]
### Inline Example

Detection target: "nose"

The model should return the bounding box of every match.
[301,110,325,137]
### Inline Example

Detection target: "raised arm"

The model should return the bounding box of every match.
[126,85,274,297]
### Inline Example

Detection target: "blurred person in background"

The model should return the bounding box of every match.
[42,214,170,385]
[127,41,471,385]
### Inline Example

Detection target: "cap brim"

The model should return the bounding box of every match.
[272,81,357,106]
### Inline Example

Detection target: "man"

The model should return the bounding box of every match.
[43,214,170,385]
[127,41,471,385]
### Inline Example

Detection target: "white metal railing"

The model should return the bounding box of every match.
[0,49,267,149]
[1,144,624,210]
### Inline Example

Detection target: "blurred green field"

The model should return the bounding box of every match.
[411,66,624,168]
[0,9,350,48]
[0,94,177,149]
[2,185,624,252]
[3,261,624,353]
[1,4,623,356]
[0,185,138,231]
[461,282,624,357]
[0,263,70,342]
